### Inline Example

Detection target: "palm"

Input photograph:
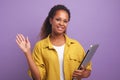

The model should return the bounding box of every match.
[16,34,31,53]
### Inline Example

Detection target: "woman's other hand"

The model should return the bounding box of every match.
[16,34,31,54]
[72,65,91,80]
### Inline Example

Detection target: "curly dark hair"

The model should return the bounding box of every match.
[40,4,71,40]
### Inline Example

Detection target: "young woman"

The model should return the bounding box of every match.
[16,4,92,80]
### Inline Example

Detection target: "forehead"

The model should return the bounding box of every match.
[54,10,69,19]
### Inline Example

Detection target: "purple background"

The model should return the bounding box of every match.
[0,0,120,80]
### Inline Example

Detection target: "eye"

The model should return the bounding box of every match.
[56,18,60,21]
[64,20,68,23]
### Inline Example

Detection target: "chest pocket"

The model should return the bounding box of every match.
[67,54,83,75]
[69,54,81,63]
[68,54,83,70]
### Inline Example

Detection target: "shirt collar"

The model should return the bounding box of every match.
[43,34,75,49]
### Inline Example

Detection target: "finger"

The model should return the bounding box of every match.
[16,34,23,42]
[74,72,82,75]
[16,35,22,44]
[16,39,23,49]
[72,73,78,77]
[72,73,82,78]
[26,36,29,43]
[73,72,82,78]
[20,34,25,41]
[74,70,84,73]
[81,65,85,69]
[16,38,20,45]
[72,74,77,77]
[81,66,86,71]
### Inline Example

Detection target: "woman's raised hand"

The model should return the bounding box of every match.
[16,34,31,54]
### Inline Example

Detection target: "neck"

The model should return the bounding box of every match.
[50,33,64,40]
[50,33,66,46]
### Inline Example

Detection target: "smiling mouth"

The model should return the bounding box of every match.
[57,26,64,31]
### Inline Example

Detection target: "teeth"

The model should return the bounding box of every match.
[59,28,62,30]
[58,27,63,30]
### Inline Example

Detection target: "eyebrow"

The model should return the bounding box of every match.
[55,17,68,21]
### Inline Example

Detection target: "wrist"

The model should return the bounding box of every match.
[24,49,31,56]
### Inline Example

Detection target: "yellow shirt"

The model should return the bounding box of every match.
[28,35,92,80]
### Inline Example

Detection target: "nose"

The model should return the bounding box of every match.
[59,21,64,26]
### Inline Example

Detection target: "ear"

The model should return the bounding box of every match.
[49,18,53,25]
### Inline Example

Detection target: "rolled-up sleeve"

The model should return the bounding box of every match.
[86,62,92,70]
[28,43,46,80]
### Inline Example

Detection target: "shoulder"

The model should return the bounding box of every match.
[67,36,83,46]
[70,38,80,44]
[34,38,47,48]
[72,38,83,47]
[67,36,84,50]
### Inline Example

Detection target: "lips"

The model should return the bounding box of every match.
[57,26,64,31]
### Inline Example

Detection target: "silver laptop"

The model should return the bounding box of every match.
[72,44,99,80]
[78,44,99,70]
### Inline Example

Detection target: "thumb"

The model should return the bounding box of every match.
[80,65,85,70]
[26,36,30,43]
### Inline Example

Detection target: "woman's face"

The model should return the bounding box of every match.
[50,10,69,35]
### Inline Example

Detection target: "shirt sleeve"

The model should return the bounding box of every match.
[28,43,46,80]
[86,62,92,70]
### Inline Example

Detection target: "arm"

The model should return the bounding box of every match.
[16,34,41,80]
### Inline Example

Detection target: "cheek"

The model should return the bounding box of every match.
[65,24,68,28]
[51,21,56,28]
[52,21,58,26]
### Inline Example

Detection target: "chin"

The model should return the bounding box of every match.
[55,32,64,35]
[58,29,66,33]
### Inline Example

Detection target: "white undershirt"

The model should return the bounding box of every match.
[53,44,65,80]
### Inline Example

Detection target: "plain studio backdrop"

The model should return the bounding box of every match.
[0,0,120,80]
